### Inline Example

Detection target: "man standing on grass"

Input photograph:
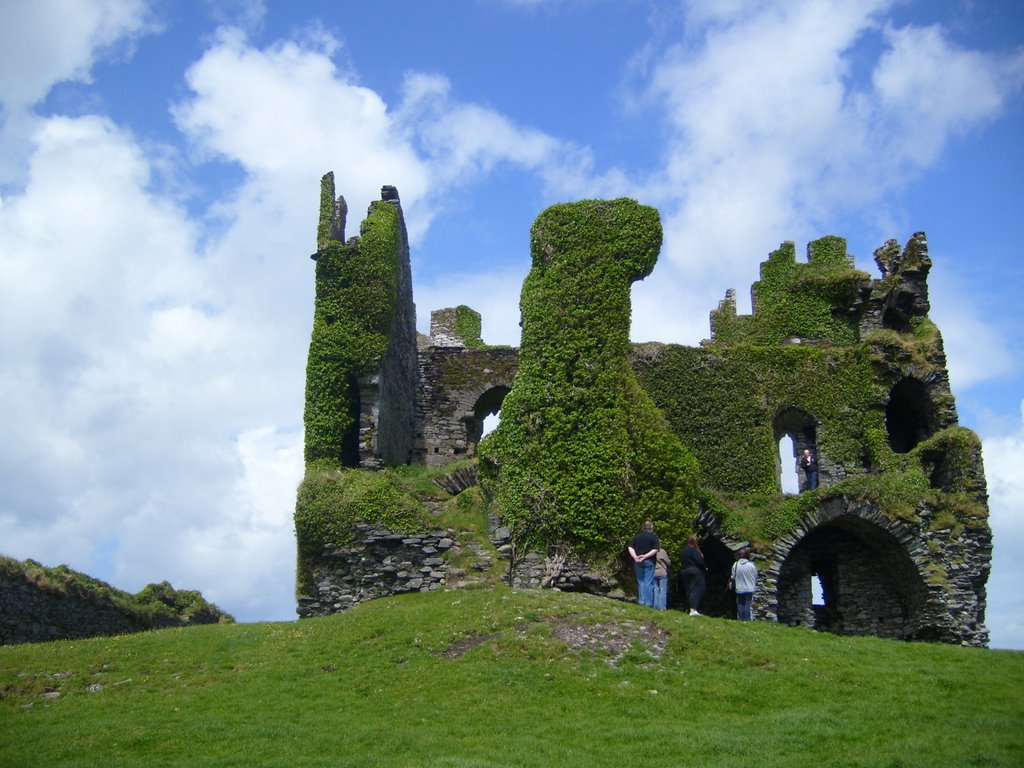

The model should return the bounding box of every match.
[730,548,758,621]
[628,521,660,607]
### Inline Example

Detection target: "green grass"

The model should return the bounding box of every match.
[2,587,1022,767]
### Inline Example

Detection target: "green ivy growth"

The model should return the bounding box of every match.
[481,199,700,558]
[633,343,884,495]
[303,178,403,465]
[454,305,486,348]
[709,237,870,346]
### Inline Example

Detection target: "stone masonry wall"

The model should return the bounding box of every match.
[415,345,518,466]
[298,523,457,617]
[1,572,140,644]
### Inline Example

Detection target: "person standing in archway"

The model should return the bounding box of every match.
[628,521,660,607]
[730,548,758,621]
[799,449,818,491]
[679,536,707,616]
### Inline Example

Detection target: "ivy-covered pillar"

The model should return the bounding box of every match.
[482,198,699,560]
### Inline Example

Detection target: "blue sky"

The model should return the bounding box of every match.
[1,0,1021,648]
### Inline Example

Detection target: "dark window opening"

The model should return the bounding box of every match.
[340,375,361,467]
[882,306,911,332]
[682,537,734,618]
[886,377,932,453]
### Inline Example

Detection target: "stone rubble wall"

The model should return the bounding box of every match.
[298,523,458,617]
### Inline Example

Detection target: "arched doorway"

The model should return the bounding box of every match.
[886,377,932,453]
[674,537,734,616]
[776,515,930,640]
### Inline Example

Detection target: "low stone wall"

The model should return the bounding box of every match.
[0,568,227,645]
[1,572,142,644]
[298,523,458,617]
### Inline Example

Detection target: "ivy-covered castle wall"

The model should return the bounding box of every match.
[303,174,418,471]
[295,176,990,647]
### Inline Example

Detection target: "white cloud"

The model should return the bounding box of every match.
[0,0,156,185]
[872,24,1024,168]
[929,266,1019,393]
[173,27,432,238]
[0,0,154,110]
[980,402,1024,650]
[0,106,307,622]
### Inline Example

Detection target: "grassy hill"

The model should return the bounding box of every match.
[2,586,1022,767]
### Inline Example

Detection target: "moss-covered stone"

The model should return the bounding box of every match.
[709,237,871,346]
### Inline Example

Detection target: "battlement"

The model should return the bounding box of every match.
[709,233,933,347]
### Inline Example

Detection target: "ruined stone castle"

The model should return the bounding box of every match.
[295,173,990,647]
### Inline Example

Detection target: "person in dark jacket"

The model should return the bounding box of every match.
[679,535,707,616]
[799,449,818,491]
[628,521,660,607]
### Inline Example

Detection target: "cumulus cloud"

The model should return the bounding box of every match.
[929,266,1019,393]
[872,23,1024,168]
[0,0,154,110]
[980,402,1024,650]
[0,0,156,184]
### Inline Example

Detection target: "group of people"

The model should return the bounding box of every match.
[628,522,758,621]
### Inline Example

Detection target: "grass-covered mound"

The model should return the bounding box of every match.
[2,587,1021,767]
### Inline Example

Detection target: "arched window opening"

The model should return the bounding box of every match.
[778,435,800,494]
[773,407,818,492]
[340,374,362,467]
[886,377,932,453]
[464,385,510,456]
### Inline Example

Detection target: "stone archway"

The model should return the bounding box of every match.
[775,512,931,640]
[463,385,510,456]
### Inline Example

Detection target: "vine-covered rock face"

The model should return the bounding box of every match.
[482,199,699,557]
